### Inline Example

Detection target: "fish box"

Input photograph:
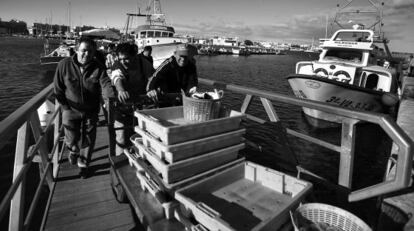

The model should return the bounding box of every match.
[125,145,246,193]
[175,161,313,231]
[134,139,244,184]
[134,106,245,145]
[134,126,245,163]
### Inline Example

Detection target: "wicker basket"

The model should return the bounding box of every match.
[291,203,371,231]
[182,94,221,122]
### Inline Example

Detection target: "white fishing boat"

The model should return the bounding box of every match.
[287,2,400,127]
[127,0,191,68]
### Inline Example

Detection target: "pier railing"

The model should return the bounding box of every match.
[0,84,63,231]
[198,77,413,202]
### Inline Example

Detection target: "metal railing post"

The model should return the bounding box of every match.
[29,112,53,190]
[52,100,61,178]
[338,118,358,188]
[8,122,30,231]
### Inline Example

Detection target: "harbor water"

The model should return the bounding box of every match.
[0,37,390,226]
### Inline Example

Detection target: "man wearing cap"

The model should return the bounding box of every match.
[146,44,198,101]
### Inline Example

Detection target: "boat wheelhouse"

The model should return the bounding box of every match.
[126,0,190,68]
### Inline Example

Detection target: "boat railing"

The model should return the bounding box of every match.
[0,84,63,231]
[198,77,413,202]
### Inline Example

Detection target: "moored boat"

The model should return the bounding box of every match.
[128,0,191,68]
[287,4,400,127]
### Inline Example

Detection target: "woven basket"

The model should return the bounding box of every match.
[182,94,221,122]
[291,203,371,231]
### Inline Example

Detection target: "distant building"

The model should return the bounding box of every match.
[212,36,239,46]
[32,23,70,36]
[0,19,28,34]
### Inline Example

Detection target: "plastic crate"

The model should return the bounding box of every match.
[125,146,245,192]
[134,126,245,163]
[134,139,244,184]
[291,203,371,231]
[175,161,313,231]
[134,106,245,145]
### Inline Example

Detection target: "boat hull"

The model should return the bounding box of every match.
[287,74,385,126]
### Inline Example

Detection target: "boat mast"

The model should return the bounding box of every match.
[332,0,392,59]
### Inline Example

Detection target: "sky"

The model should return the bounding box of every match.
[1,0,413,52]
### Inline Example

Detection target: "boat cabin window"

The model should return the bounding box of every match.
[323,48,363,64]
[155,31,161,37]
[365,73,379,90]
[140,31,146,38]
[147,31,154,38]
[169,33,173,37]
[334,31,371,42]
[162,32,169,37]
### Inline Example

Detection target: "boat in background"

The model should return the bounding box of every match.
[40,39,76,77]
[287,1,400,128]
[126,0,191,68]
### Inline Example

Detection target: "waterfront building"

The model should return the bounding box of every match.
[0,19,28,34]
[211,36,239,46]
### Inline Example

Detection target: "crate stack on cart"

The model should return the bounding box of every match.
[124,105,313,230]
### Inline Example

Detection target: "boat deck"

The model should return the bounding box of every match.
[43,123,140,231]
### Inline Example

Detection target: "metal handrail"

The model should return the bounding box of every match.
[198,77,413,201]
[0,83,64,230]
[0,84,53,151]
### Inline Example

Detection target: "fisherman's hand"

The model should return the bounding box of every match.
[147,90,158,102]
[117,90,130,104]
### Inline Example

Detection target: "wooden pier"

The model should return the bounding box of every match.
[43,123,139,231]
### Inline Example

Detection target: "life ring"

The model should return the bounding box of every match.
[333,70,351,83]
[314,68,328,78]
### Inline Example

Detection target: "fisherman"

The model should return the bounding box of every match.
[105,43,117,76]
[138,45,154,65]
[54,37,115,177]
[110,43,154,156]
[146,44,198,102]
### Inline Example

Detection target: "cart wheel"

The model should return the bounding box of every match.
[110,167,128,203]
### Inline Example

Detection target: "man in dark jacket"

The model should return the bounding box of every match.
[146,44,198,101]
[110,43,154,155]
[138,45,153,65]
[54,37,114,175]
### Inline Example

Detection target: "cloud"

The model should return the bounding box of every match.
[388,0,414,8]
[173,1,413,50]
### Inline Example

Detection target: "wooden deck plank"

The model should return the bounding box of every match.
[45,200,132,228]
[44,124,138,230]
[45,208,135,231]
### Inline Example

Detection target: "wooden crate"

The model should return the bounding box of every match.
[175,161,313,231]
[134,126,245,163]
[134,139,244,184]
[134,106,245,145]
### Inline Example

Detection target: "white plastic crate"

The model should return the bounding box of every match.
[175,161,313,231]
[134,106,245,145]
[134,139,244,184]
[134,126,245,163]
